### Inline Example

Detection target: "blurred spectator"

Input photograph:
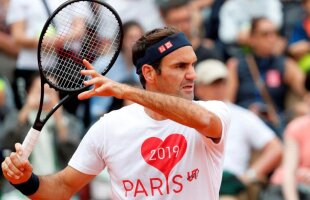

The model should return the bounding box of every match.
[6,0,85,110]
[195,59,282,200]
[203,0,225,42]
[226,17,306,137]
[90,21,143,123]
[0,74,83,199]
[219,0,284,57]
[5,75,83,170]
[104,0,164,31]
[0,75,16,199]
[281,0,304,39]
[260,72,310,199]
[0,0,18,83]
[156,0,223,62]
[287,0,310,73]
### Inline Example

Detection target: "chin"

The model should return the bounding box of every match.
[181,93,194,100]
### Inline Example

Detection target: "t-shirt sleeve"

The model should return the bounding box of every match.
[6,0,26,24]
[244,109,276,150]
[68,118,106,175]
[195,100,231,150]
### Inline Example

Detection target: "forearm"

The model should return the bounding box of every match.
[282,138,299,200]
[288,41,310,59]
[0,32,19,56]
[122,85,222,138]
[11,22,38,49]
[250,139,282,178]
[283,174,299,200]
[14,36,38,49]
[29,173,74,200]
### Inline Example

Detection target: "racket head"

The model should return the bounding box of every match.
[38,0,123,93]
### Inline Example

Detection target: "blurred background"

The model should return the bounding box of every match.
[1,0,310,199]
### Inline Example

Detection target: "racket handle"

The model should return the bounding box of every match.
[21,128,41,161]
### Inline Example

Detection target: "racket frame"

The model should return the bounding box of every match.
[34,0,123,130]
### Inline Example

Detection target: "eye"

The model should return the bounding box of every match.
[175,63,186,69]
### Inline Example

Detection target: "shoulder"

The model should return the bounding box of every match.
[195,100,231,125]
[284,115,310,140]
[286,115,310,132]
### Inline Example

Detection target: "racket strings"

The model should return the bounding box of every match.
[40,1,121,91]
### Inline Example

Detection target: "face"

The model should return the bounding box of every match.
[123,25,144,54]
[195,79,227,101]
[153,46,197,100]
[251,19,278,56]
[303,0,310,14]
[163,5,191,37]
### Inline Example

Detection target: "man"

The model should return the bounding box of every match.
[1,27,230,199]
[195,59,282,200]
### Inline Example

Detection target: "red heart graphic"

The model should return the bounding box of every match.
[141,134,187,179]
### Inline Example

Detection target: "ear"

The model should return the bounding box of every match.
[142,64,156,84]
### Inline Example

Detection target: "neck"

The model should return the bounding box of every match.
[253,49,271,58]
[144,107,167,121]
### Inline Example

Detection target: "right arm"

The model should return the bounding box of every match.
[0,31,19,57]
[225,58,239,102]
[1,143,95,199]
[11,21,38,49]
[282,137,299,200]
[242,138,282,183]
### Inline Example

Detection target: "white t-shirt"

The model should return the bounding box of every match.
[69,101,230,200]
[223,103,276,176]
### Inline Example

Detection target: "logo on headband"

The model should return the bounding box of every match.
[158,41,174,53]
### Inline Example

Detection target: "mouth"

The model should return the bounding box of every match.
[182,84,194,92]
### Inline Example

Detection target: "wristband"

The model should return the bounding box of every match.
[10,173,40,196]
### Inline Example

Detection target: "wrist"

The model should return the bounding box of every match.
[10,173,40,196]
[245,168,257,183]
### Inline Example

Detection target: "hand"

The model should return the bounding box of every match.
[297,168,310,185]
[78,59,126,100]
[1,143,33,185]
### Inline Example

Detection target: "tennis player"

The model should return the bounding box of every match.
[2,27,230,200]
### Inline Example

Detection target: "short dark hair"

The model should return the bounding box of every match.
[132,26,180,88]
[250,17,267,34]
[122,20,143,35]
[156,0,189,17]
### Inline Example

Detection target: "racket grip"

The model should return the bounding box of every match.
[21,128,41,161]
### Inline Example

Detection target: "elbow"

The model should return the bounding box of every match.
[270,138,284,166]
[198,112,222,139]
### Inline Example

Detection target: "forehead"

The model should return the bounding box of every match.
[161,46,196,65]
[166,5,189,18]
[255,19,276,31]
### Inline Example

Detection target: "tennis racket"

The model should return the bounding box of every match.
[20,0,123,161]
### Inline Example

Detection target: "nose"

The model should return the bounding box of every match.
[186,65,196,81]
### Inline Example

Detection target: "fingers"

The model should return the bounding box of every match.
[15,143,23,157]
[83,59,95,70]
[1,145,33,184]
[3,153,24,179]
[78,90,97,100]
